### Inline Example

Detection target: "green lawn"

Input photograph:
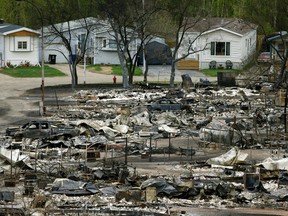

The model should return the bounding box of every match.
[200,69,242,77]
[0,66,66,77]
[88,64,102,72]
[87,64,143,76]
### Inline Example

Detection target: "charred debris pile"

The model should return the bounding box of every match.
[1,79,288,215]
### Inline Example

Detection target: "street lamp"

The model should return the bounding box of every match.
[16,0,45,115]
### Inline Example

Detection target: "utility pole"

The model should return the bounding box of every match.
[142,0,146,76]
[16,0,45,115]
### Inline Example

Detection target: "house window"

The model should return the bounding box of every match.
[18,41,27,50]
[102,39,107,48]
[211,42,230,56]
[78,34,86,52]
[108,39,117,49]
[101,38,118,50]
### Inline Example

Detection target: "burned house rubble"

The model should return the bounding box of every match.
[1,80,288,215]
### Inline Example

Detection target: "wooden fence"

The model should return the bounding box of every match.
[177,60,199,70]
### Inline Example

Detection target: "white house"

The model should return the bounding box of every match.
[178,18,258,70]
[42,17,103,64]
[42,17,139,65]
[0,20,40,67]
[94,29,120,64]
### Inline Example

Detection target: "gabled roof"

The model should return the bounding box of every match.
[43,17,107,36]
[0,22,39,35]
[186,17,258,37]
[0,23,22,33]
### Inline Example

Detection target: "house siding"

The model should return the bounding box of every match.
[198,29,256,69]
[0,36,4,67]
[93,34,139,65]
[178,18,257,70]
[43,20,104,64]
[199,30,241,69]
[44,44,69,63]
[4,36,39,66]
[241,30,257,64]
[94,50,120,65]
[43,20,140,66]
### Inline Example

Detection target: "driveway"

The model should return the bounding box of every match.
[146,65,216,83]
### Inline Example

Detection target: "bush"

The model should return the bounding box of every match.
[19,61,31,67]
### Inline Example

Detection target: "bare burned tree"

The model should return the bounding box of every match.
[44,18,99,89]
[163,0,209,88]
[42,0,98,89]
[96,0,161,88]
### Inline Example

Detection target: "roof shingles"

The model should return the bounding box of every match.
[0,23,22,34]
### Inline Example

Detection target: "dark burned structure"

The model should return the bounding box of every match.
[6,120,80,141]
[1,69,288,215]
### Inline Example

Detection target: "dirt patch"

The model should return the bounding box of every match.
[100,66,113,74]
[87,65,113,75]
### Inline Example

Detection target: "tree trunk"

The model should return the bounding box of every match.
[68,57,78,90]
[128,71,132,84]
[143,52,148,83]
[285,81,287,133]
[144,63,149,83]
[119,53,129,88]
[73,63,78,86]
[170,60,176,88]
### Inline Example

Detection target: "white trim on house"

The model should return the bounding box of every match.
[202,27,243,37]
[3,27,39,36]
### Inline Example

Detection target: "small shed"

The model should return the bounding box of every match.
[138,41,172,65]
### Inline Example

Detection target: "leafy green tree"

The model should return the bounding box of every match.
[0,0,23,25]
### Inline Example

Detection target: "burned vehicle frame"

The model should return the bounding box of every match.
[5,120,80,141]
